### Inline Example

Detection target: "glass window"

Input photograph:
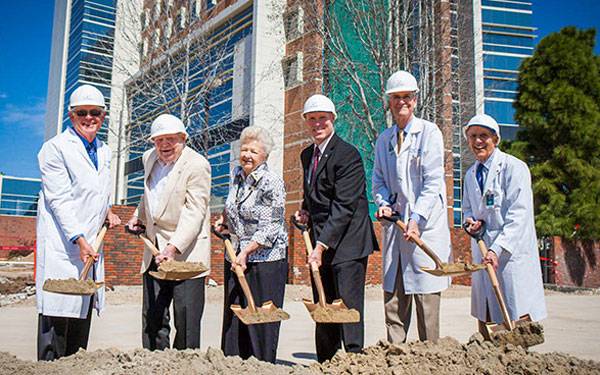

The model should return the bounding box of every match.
[482,9,532,28]
[484,100,516,125]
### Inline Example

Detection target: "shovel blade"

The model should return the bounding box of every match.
[42,278,103,296]
[149,270,203,281]
[420,262,487,277]
[486,315,544,348]
[303,298,360,323]
[231,301,290,325]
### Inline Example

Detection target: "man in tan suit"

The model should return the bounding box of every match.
[126,113,211,350]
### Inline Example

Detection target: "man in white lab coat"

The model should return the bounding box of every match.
[372,71,451,344]
[36,84,120,361]
[462,114,547,334]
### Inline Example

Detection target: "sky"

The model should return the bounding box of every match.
[0,0,599,179]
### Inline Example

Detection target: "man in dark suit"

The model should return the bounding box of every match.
[294,94,379,363]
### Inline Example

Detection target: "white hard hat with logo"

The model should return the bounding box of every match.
[149,114,188,140]
[385,70,419,94]
[463,114,501,143]
[69,84,106,110]
[302,94,337,119]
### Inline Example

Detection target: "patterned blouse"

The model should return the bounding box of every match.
[224,163,288,263]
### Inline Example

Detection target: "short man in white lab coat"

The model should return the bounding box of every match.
[462,114,547,335]
[36,84,121,361]
[373,71,451,344]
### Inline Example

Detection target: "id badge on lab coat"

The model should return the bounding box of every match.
[485,192,495,208]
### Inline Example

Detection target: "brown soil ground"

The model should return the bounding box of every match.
[0,275,32,294]
[1,336,599,374]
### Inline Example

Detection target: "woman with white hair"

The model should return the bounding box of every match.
[215,126,287,363]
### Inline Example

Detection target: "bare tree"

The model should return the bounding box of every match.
[294,0,469,169]
[106,0,254,204]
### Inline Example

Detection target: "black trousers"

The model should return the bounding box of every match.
[312,256,367,363]
[37,296,94,361]
[142,261,206,351]
[221,258,287,363]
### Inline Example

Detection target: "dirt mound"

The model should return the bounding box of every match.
[0,276,32,294]
[316,336,600,374]
[0,348,314,375]
[2,337,599,374]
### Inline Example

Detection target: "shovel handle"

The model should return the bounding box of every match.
[292,220,327,308]
[475,236,514,330]
[380,214,445,269]
[80,224,108,280]
[212,226,257,312]
[138,234,161,257]
[124,225,161,257]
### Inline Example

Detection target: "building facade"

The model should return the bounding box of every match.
[474,0,535,139]
[0,175,41,217]
[122,0,285,207]
[45,0,142,203]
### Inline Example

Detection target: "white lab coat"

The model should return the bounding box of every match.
[36,127,112,318]
[373,117,451,294]
[463,149,547,323]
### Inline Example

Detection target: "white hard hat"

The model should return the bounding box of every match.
[69,84,105,110]
[302,94,337,119]
[385,70,419,94]
[149,114,188,140]
[463,114,501,143]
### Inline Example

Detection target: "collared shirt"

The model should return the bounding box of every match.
[314,131,335,162]
[475,148,498,193]
[225,163,287,263]
[398,116,415,135]
[73,128,98,170]
[393,117,423,225]
[147,158,175,217]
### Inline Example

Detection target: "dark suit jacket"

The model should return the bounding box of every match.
[301,133,379,265]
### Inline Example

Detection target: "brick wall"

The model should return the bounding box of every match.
[0,214,36,260]
[551,237,600,288]
[102,206,143,286]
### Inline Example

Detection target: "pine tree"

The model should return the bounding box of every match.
[508,27,600,239]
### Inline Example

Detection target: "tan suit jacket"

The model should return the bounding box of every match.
[136,146,211,278]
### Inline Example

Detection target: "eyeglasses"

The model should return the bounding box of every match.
[391,93,416,102]
[75,109,103,117]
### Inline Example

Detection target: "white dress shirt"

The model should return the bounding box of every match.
[147,159,174,217]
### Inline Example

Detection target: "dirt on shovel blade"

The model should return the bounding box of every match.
[158,260,206,273]
[235,308,290,324]
[310,306,360,323]
[441,262,484,273]
[490,321,545,348]
[43,278,97,295]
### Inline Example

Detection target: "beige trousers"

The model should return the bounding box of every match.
[384,262,441,344]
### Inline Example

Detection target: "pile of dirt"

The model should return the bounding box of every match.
[316,336,600,374]
[2,336,599,374]
[158,260,207,273]
[0,347,313,375]
[0,276,32,295]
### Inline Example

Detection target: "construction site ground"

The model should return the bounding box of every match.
[0,272,599,367]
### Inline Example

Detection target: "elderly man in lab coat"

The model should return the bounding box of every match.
[462,114,547,335]
[36,84,121,361]
[127,114,211,351]
[372,70,451,344]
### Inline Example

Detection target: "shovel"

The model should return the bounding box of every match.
[380,214,486,276]
[211,226,290,325]
[43,225,107,295]
[125,226,207,280]
[463,221,544,348]
[291,217,360,323]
